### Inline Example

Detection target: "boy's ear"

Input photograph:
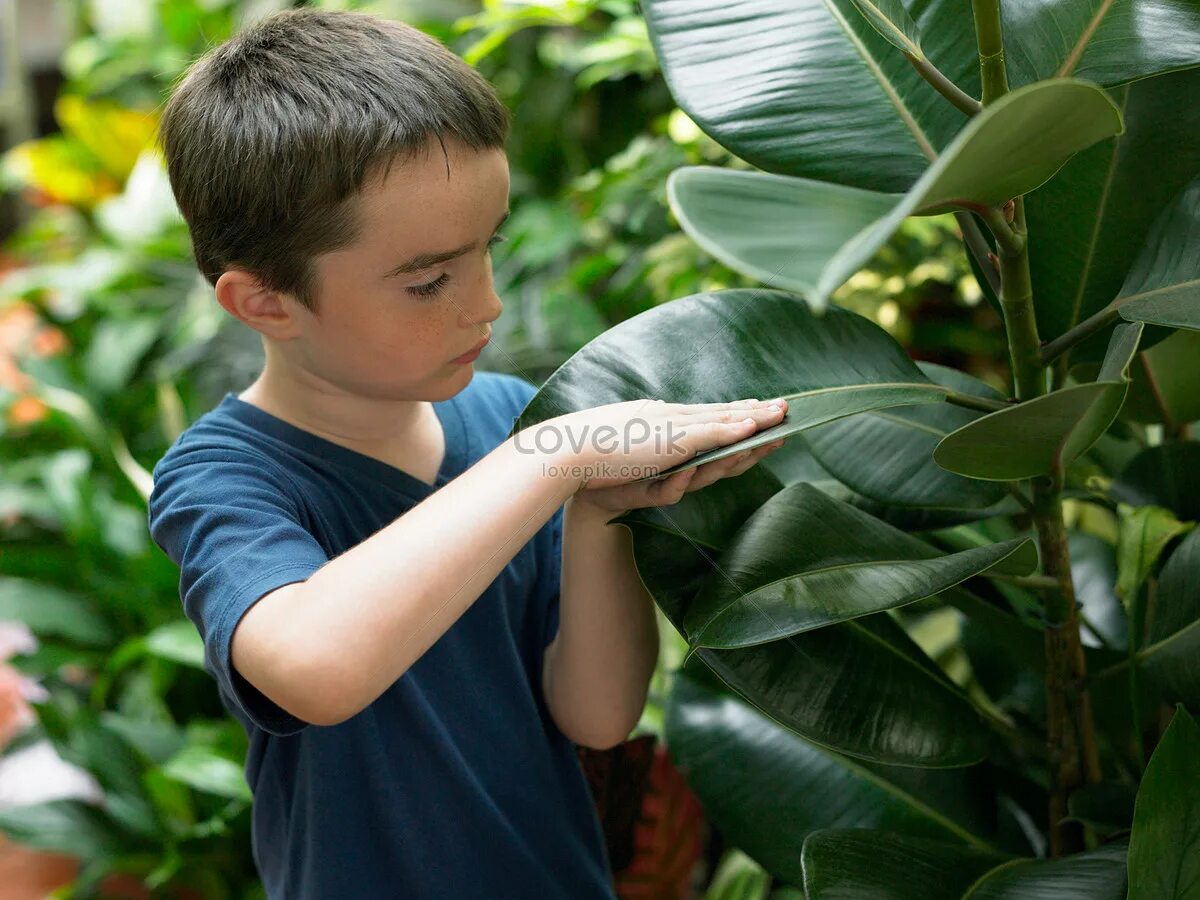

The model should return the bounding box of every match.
[214,269,305,339]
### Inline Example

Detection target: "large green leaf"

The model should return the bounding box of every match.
[643,0,1194,193]
[615,471,991,766]
[665,672,999,886]
[766,431,1021,530]
[665,168,900,304]
[848,0,921,55]
[1002,0,1200,86]
[1029,68,1200,353]
[933,322,1142,480]
[1115,175,1200,331]
[1127,706,1200,899]
[800,830,1128,899]
[513,289,951,477]
[642,0,957,193]
[805,362,1008,509]
[666,80,1122,310]
[683,484,1035,649]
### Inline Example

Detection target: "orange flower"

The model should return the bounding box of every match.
[6,395,47,428]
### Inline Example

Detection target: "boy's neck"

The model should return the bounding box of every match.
[237,360,444,479]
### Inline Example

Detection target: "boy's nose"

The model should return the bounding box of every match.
[459,286,503,328]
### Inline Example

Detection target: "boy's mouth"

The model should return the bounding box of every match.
[451,335,490,364]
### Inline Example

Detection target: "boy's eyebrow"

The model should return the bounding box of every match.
[383,210,511,278]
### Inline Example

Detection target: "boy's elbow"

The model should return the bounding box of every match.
[232,586,377,727]
[265,644,379,727]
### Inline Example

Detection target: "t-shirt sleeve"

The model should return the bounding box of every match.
[147,451,329,736]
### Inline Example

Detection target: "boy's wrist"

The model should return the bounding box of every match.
[504,432,590,500]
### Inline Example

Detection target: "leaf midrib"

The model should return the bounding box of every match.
[698,547,1016,639]
[822,0,936,161]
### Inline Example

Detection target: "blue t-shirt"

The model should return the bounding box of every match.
[147,370,615,899]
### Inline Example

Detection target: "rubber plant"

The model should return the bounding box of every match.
[513,0,1200,894]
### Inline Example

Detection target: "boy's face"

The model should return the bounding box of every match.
[294,136,509,402]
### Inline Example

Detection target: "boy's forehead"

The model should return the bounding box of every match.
[357,142,510,236]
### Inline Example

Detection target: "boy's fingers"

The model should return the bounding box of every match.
[653,466,697,500]
[678,402,786,423]
[670,397,783,413]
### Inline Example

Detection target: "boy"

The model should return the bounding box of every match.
[147,8,786,898]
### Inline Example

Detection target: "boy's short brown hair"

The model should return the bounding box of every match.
[157,8,510,316]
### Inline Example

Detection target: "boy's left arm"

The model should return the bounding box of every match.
[541,496,660,750]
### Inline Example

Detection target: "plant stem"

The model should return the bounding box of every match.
[979,205,1023,255]
[970,0,1010,106]
[1006,482,1035,513]
[942,389,1009,413]
[971,0,1103,857]
[1040,304,1122,366]
[1031,480,1104,854]
[904,52,982,116]
[988,573,1059,591]
[994,203,1042,402]
[954,211,1001,297]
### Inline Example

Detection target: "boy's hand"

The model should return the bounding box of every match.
[570,436,786,516]
[524,396,789,514]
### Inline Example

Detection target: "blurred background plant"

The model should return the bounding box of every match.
[0,0,996,896]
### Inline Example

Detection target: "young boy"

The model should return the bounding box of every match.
[147,8,786,898]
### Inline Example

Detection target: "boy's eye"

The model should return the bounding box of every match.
[409,273,449,298]
[407,232,506,299]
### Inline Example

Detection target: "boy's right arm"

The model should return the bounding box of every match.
[231,431,582,727]
[231,398,784,727]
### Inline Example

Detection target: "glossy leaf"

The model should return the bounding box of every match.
[849,0,921,55]
[1127,706,1200,899]
[665,672,998,886]
[1029,68,1200,353]
[1115,175,1200,331]
[615,471,990,766]
[642,0,956,192]
[801,830,1127,899]
[684,483,1035,649]
[513,289,950,477]
[805,363,1008,509]
[665,167,899,306]
[933,323,1141,480]
[643,0,1192,193]
[667,81,1122,309]
[1002,0,1200,87]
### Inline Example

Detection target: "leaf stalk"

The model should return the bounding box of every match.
[904,51,982,116]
